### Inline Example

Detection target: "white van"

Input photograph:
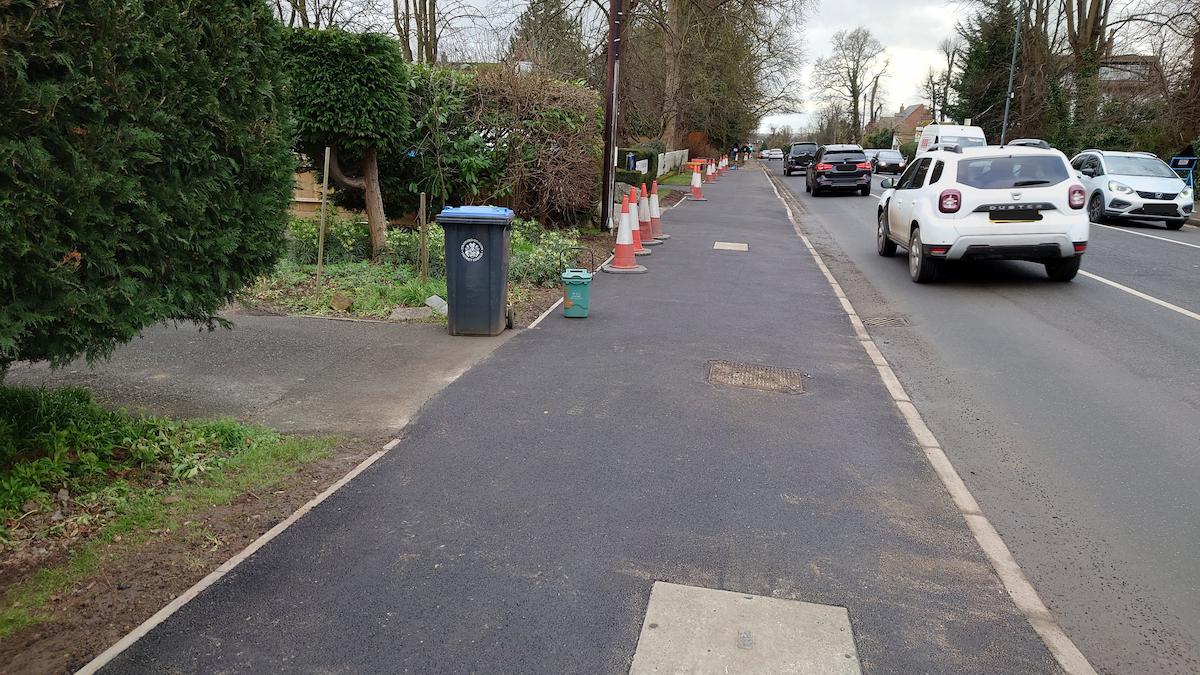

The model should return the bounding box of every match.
[917,124,987,155]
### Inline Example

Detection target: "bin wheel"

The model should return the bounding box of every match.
[506,305,515,330]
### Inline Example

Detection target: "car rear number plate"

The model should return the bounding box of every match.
[989,209,1043,222]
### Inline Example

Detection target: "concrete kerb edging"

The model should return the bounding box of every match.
[759,164,1099,675]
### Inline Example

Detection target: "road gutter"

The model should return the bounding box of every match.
[761,164,1098,675]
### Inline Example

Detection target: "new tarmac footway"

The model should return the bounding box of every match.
[102,165,1060,673]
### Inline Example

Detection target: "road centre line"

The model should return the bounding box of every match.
[1078,270,1200,322]
[761,164,1097,675]
[1096,223,1200,250]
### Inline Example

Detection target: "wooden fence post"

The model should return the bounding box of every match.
[418,192,429,282]
[316,146,331,286]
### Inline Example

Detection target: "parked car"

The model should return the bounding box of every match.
[805,144,872,196]
[784,141,818,176]
[1070,149,1195,229]
[916,124,987,155]
[763,148,784,160]
[872,149,906,174]
[876,145,1089,283]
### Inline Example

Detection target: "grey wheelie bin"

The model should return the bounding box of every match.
[436,205,515,336]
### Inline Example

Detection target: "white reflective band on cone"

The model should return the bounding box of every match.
[616,209,633,245]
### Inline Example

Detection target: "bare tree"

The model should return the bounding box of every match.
[811,27,887,140]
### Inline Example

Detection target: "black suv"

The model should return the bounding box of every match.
[783,142,818,176]
[805,144,872,196]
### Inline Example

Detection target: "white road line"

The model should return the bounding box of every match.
[1096,223,1200,250]
[77,436,404,674]
[761,164,1097,675]
[1078,270,1200,322]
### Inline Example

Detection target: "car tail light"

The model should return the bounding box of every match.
[815,163,833,171]
[930,246,949,256]
[856,162,872,170]
[1074,242,1087,252]
[1069,185,1086,209]
[938,189,962,214]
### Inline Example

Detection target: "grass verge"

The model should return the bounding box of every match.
[0,386,337,638]
[658,171,693,186]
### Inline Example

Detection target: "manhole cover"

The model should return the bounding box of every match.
[861,316,909,327]
[706,360,806,394]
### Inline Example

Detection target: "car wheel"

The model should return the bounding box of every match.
[784,169,790,176]
[804,178,811,193]
[1045,256,1081,282]
[1087,194,1105,224]
[859,185,870,196]
[877,211,897,257]
[908,228,939,283]
[1165,218,1186,230]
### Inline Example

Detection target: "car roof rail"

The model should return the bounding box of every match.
[929,143,962,153]
[1133,151,1158,158]
[1081,148,1104,155]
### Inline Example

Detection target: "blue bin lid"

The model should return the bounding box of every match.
[435,205,515,225]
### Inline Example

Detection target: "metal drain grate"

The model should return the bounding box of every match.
[861,316,909,327]
[706,360,807,394]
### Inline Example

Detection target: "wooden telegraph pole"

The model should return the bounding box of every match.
[598,0,624,233]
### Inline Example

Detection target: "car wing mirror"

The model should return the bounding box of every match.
[880,178,896,189]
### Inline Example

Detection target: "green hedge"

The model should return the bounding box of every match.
[1,0,294,369]
[616,146,659,186]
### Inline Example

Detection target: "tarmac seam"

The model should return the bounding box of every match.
[761,164,1098,675]
[75,436,405,675]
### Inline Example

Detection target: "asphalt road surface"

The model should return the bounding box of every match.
[768,161,1200,674]
[102,165,1059,674]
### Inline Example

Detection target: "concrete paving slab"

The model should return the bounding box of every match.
[630,582,861,674]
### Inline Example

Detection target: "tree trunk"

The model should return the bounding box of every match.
[327,146,389,260]
[661,33,681,147]
[361,149,388,259]
[1185,26,1200,143]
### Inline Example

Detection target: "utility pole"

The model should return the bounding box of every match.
[1000,7,1023,144]
[598,0,624,232]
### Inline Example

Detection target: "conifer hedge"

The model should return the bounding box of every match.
[0,0,294,371]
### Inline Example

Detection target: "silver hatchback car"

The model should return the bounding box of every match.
[1071,150,1194,229]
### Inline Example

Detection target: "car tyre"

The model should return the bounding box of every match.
[908,228,939,283]
[1165,218,1186,230]
[1044,256,1081,282]
[804,178,811,194]
[783,169,790,176]
[877,211,897,257]
[858,185,870,196]
[1087,194,1106,224]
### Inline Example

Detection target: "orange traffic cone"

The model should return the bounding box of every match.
[638,183,662,246]
[650,181,669,240]
[690,165,707,201]
[603,194,647,274]
[629,188,652,256]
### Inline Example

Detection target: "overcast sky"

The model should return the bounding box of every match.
[759,0,961,133]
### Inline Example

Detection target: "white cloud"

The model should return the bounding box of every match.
[760,0,960,132]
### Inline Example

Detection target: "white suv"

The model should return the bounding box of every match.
[877,146,1090,283]
[1070,150,1194,230]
